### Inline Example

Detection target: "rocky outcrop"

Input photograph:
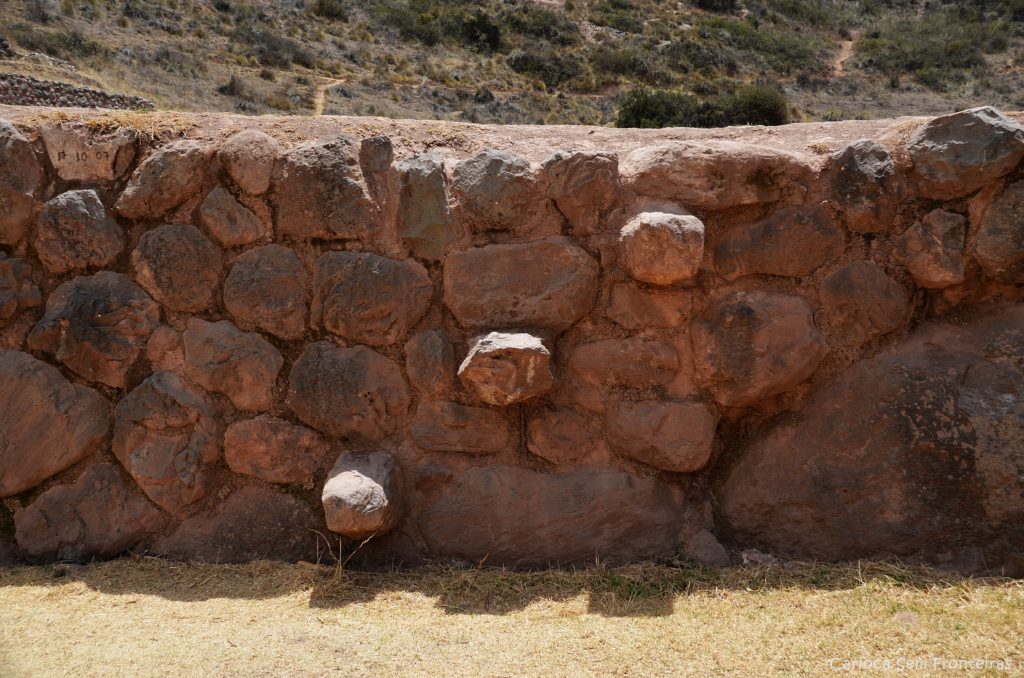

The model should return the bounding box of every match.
[0,106,1020,571]
[719,306,1024,573]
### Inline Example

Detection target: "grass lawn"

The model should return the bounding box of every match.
[0,559,1021,677]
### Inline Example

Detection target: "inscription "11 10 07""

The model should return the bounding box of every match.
[56,149,112,162]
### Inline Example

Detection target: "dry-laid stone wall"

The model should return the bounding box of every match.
[0,106,1022,573]
[0,73,154,111]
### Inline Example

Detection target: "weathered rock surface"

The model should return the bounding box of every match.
[569,337,678,388]
[625,141,813,210]
[420,466,683,565]
[0,119,42,244]
[312,251,431,346]
[692,290,826,407]
[396,152,457,259]
[272,134,377,239]
[820,261,909,345]
[606,400,718,473]
[112,371,219,515]
[410,401,510,454]
[153,484,320,563]
[223,244,308,340]
[452,148,562,235]
[289,342,409,441]
[115,140,207,219]
[829,139,906,233]
[0,254,41,323]
[199,186,267,247]
[132,223,222,312]
[606,283,690,329]
[527,407,598,465]
[541,150,619,236]
[35,189,125,274]
[27,271,160,388]
[404,329,455,397]
[224,415,328,484]
[972,180,1024,283]
[217,129,281,196]
[619,211,705,286]
[0,351,110,497]
[15,464,165,562]
[443,236,599,332]
[182,318,283,411]
[458,332,555,406]
[895,209,966,289]
[359,135,393,175]
[39,122,136,182]
[908,106,1024,200]
[715,206,844,281]
[719,305,1024,570]
[322,452,403,539]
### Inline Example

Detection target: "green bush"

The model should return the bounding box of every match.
[615,84,789,128]
[588,0,644,33]
[8,25,106,60]
[312,0,349,21]
[503,3,579,45]
[693,0,737,12]
[232,23,315,68]
[507,46,585,87]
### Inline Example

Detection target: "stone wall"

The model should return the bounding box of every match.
[0,105,1021,574]
[0,73,154,110]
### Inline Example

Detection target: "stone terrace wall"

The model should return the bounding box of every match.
[0,74,154,110]
[0,106,1022,573]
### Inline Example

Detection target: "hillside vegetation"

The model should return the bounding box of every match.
[1,0,1023,126]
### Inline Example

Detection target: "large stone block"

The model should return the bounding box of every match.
[443,236,599,332]
[410,401,510,455]
[718,305,1024,569]
[153,485,320,563]
[0,255,41,324]
[894,209,966,289]
[625,141,813,210]
[132,223,222,312]
[606,400,718,473]
[396,152,457,259]
[217,129,281,196]
[289,342,409,441]
[199,185,268,247]
[0,119,43,244]
[568,337,678,388]
[619,211,705,286]
[820,261,909,346]
[182,318,283,412]
[223,244,308,340]
[115,140,208,219]
[225,416,328,484]
[715,205,844,281]
[404,329,455,397]
[15,464,165,562]
[39,122,136,182]
[541,150,619,236]
[908,106,1024,200]
[829,139,906,233]
[113,371,220,515]
[420,466,683,565]
[0,351,110,497]
[692,290,826,407]
[972,179,1024,284]
[35,189,125,274]
[272,134,377,239]
[28,272,160,388]
[312,251,432,347]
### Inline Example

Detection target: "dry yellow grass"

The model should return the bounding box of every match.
[0,559,1021,677]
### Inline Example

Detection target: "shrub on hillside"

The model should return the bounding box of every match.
[615,84,789,128]
[507,47,585,88]
[313,0,349,21]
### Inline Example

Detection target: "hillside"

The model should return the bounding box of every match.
[0,0,1023,125]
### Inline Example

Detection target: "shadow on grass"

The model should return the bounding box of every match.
[0,557,1009,618]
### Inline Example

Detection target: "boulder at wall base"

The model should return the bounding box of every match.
[0,351,111,498]
[442,236,599,333]
[605,400,718,473]
[420,466,684,566]
[718,305,1024,572]
[152,485,322,563]
[15,464,166,563]
[907,106,1024,200]
[322,451,403,539]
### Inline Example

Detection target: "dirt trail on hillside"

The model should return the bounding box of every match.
[314,79,347,116]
